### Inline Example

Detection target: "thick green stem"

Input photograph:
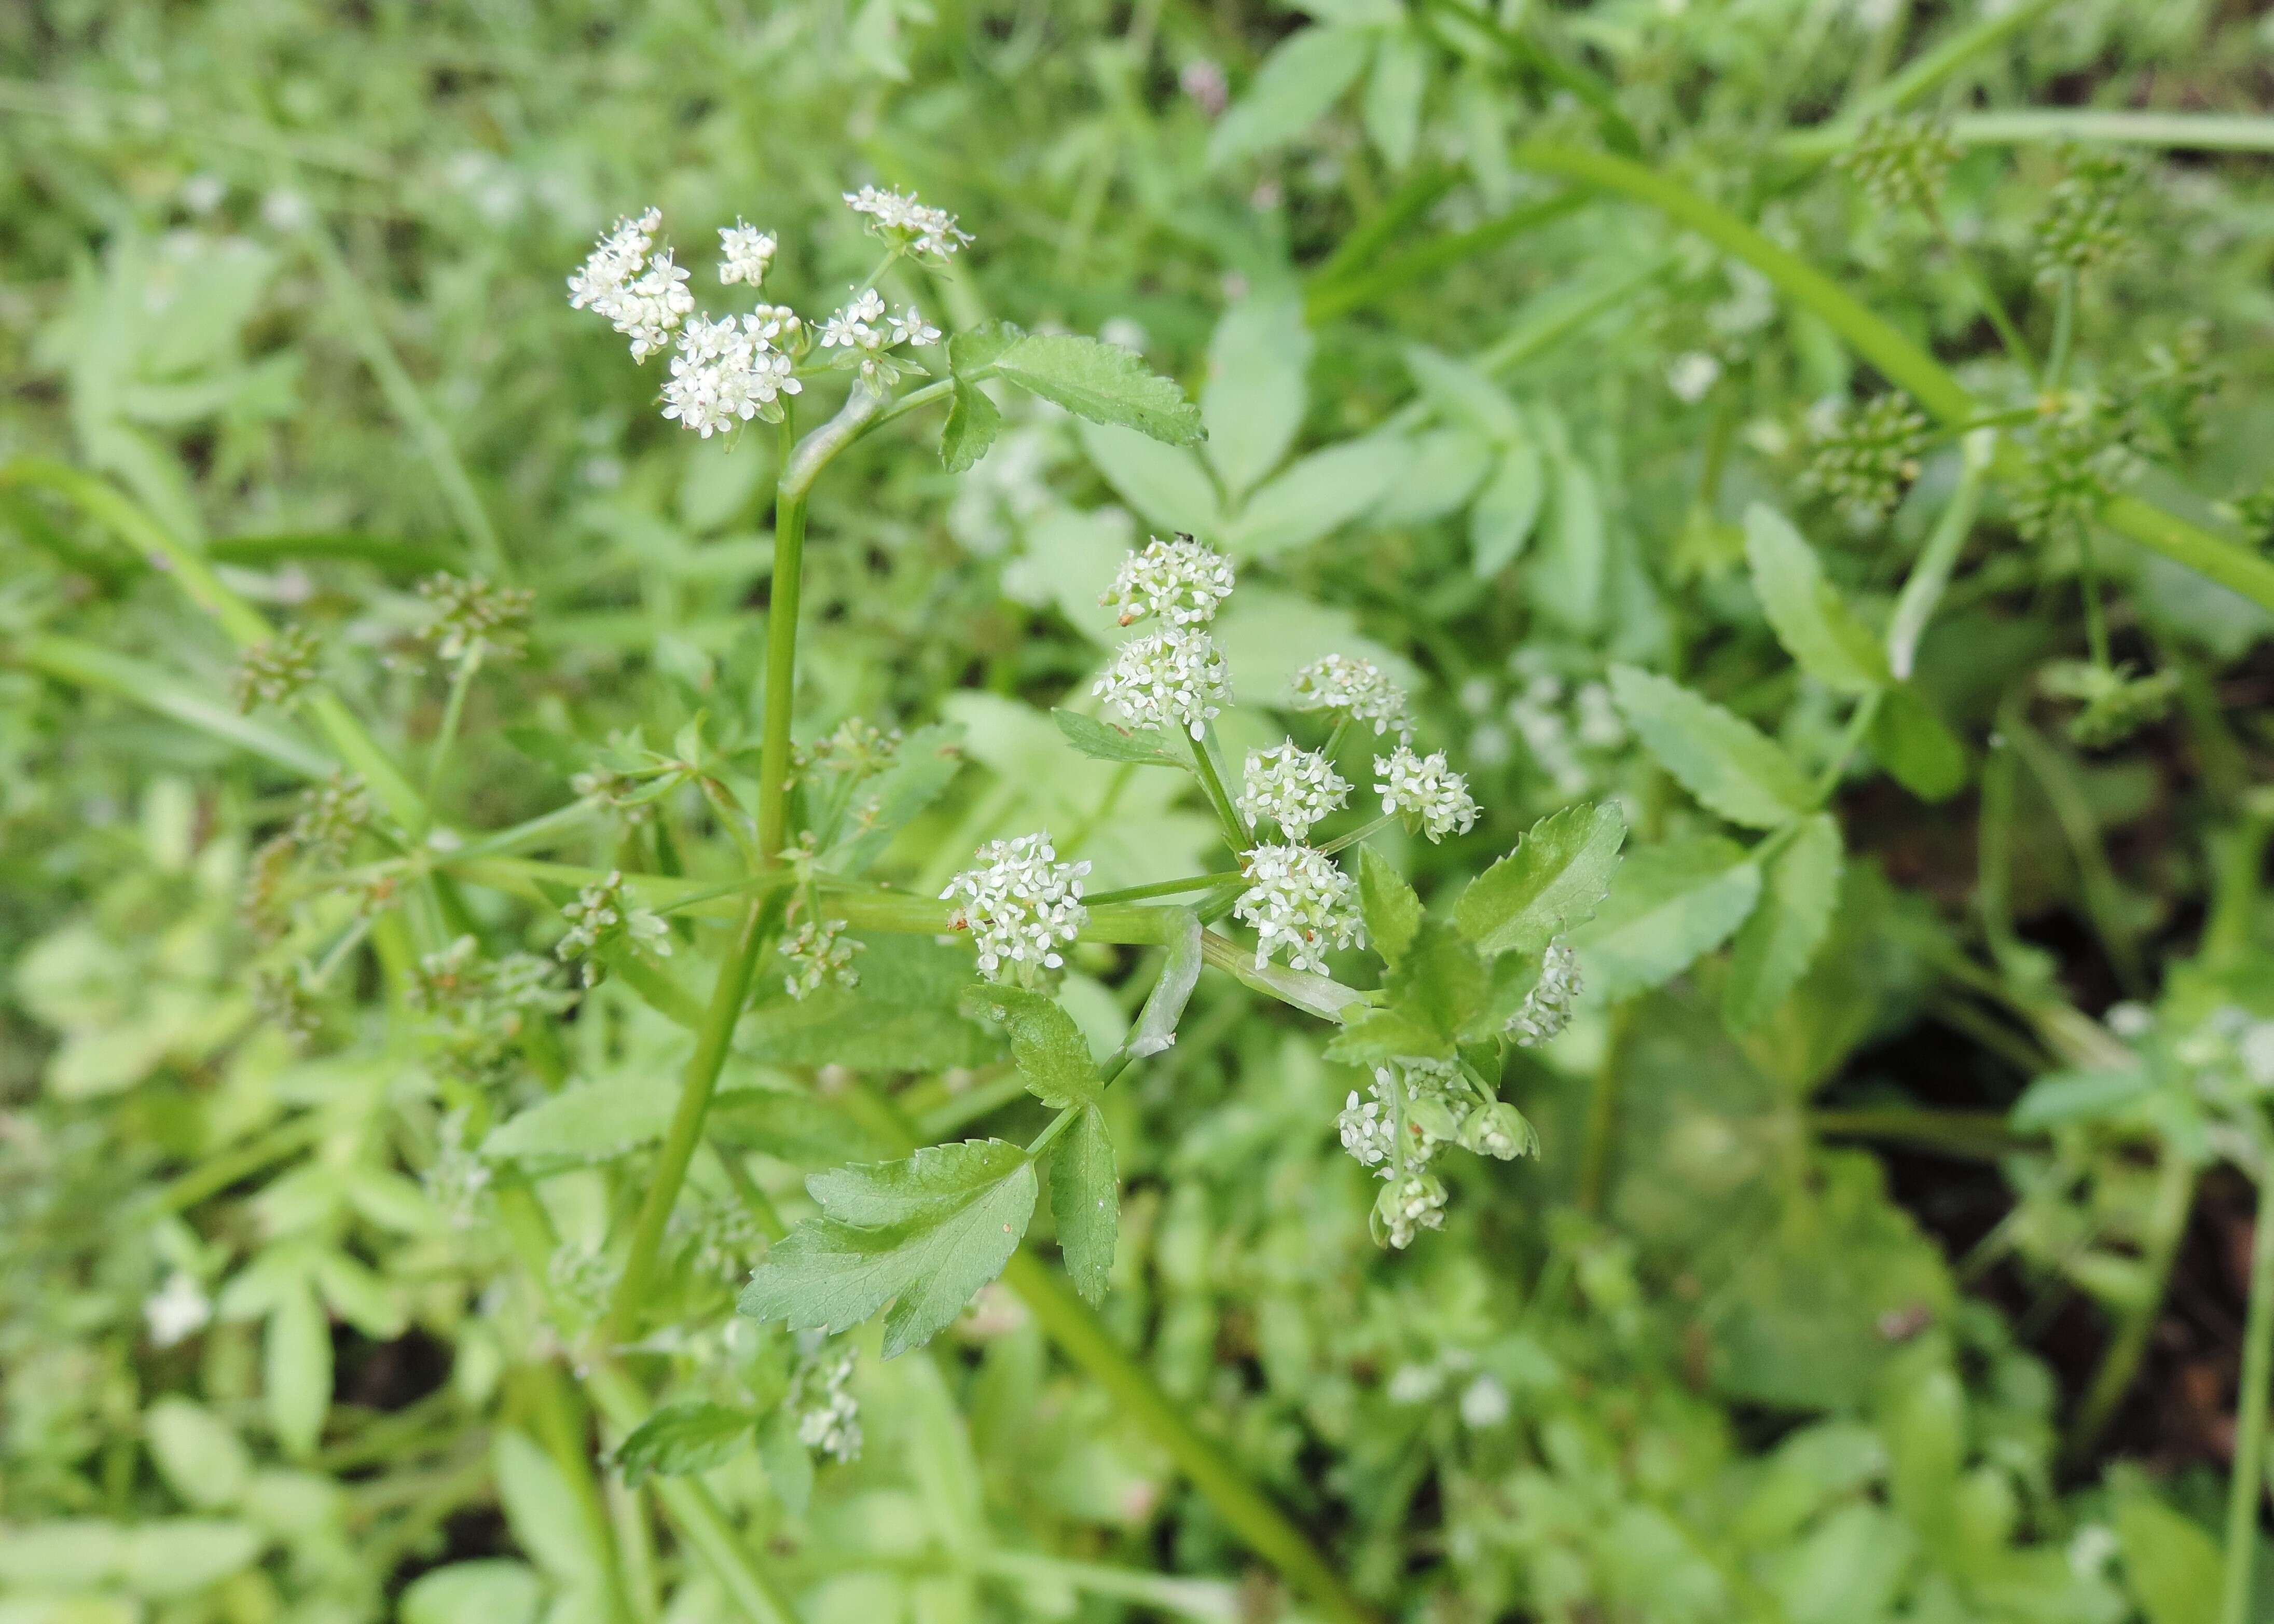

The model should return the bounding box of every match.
[2224,1176,2274,1624]
[2065,1148,2198,1465]
[522,1361,638,1624]
[1503,142,2274,614]
[1000,1252,1378,1624]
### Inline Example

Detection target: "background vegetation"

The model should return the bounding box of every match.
[5,2,2274,1622]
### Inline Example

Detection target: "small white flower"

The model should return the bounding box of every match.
[1094,627,1231,740]
[888,306,941,347]
[843,185,973,258]
[1375,744,1478,841]
[144,1272,212,1347]
[717,221,777,287]
[821,286,887,350]
[1666,351,1722,404]
[1508,939,1580,1046]
[617,247,694,361]
[1372,1172,1447,1250]
[796,1354,863,1463]
[783,917,863,1000]
[1458,1373,1511,1428]
[1237,740,1348,842]
[941,832,1092,982]
[1234,844,1362,974]
[556,870,673,983]
[2104,1001,2154,1040]
[1291,654,1410,738]
[1101,533,1235,627]
[1337,1089,1396,1169]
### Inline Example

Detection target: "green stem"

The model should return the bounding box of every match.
[1577,1003,1631,1215]
[1303,194,1587,324]
[1084,871,1245,905]
[2064,1147,2197,1466]
[1947,109,2274,153]
[1810,1106,2033,1160]
[1316,814,1396,857]
[426,647,483,806]
[145,1114,327,1215]
[1813,692,1884,804]
[2074,519,2112,670]
[1925,203,2035,380]
[2003,708,2145,994]
[1185,727,1250,851]
[1781,0,2066,155]
[999,1251,1379,1624]
[602,892,777,1342]
[1500,143,2274,615]
[2046,272,2077,391]
[523,1361,638,1624]
[1887,428,1995,678]
[2223,1172,2274,1624]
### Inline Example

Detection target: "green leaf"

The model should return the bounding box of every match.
[1328,922,1486,1061]
[825,721,967,875]
[1222,437,1406,558]
[1470,441,1544,577]
[2112,1472,2223,1624]
[960,985,1098,1108]
[948,320,1022,377]
[757,1410,815,1516]
[1455,802,1627,957]
[940,378,1001,473]
[1357,845,1423,966]
[1076,421,1222,535]
[1361,30,1427,170]
[265,1279,330,1458]
[146,1399,250,1511]
[713,1086,902,1167]
[493,1431,597,1585]
[1868,684,1968,801]
[1128,907,1203,1058]
[610,1401,756,1487]
[1372,429,1491,525]
[991,333,1203,446]
[401,1562,542,1624]
[1207,25,1373,169]
[1609,664,1813,830]
[1050,1105,1118,1305]
[1569,835,1762,1000]
[311,1249,406,1340]
[1723,814,1844,1031]
[1052,708,1182,767]
[1530,450,1605,631]
[1403,346,1523,445]
[486,1073,674,1164]
[739,1138,1038,1357]
[2010,1066,2154,1131]
[1202,292,1310,500]
[1743,504,1891,694]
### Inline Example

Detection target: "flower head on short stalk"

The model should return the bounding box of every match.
[2037,659,2178,750]
[1371,1172,1448,1250]
[2010,392,2139,542]
[288,773,371,864]
[941,832,1091,983]
[418,573,534,662]
[1238,740,1348,843]
[1233,843,1362,974]
[1803,391,1930,525]
[663,312,802,436]
[1102,532,1235,627]
[783,916,863,1000]
[1291,653,1410,738]
[1374,744,1478,842]
[2032,148,2139,283]
[795,1352,863,1462]
[843,185,972,259]
[232,625,323,712]
[570,208,695,361]
[818,286,939,391]
[716,221,777,287]
[1094,626,1231,740]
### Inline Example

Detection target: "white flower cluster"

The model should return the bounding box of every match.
[783,917,863,1000]
[1232,844,1363,974]
[796,1353,863,1463]
[144,1272,212,1347]
[844,185,972,258]
[717,220,776,286]
[1508,939,1580,1047]
[1291,653,1410,738]
[941,832,1091,983]
[1094,626,1231,740]
[1102,532,1236,627]
[1373,1172,1449,1250]
[1374,743,1478,842]
[568,209,693,362]
[818,286,940,390]
[663,311,802,437]
[1238,741,1348,842]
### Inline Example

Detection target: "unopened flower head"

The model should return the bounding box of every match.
[1374,745,1478,842]
[1291,653,1409,738]
[418,573,534,662]
[1234,844,1362,974]
[1458,1100,1538,1161]
[1102,533,1235,627]
[843,185,972,258]
[556,870,673,984]
[1804,392,1930,524]
[796,1353,862,1463]
[1371,1171,1448,1250]
[2033,148,2137,283]
[2037,659,2177,751]
[1508,939,1580,1047]
[1094,626,1231,740]
[1238,740,1348,842]
[2010,392,2138,542]
[289,773,372,864]
[783,917,863,1000]
[717,221,777,287]
[232,625,323,712]
[663,312,802,436]
[941,831,1091,982]
[1836,113,1960,214]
